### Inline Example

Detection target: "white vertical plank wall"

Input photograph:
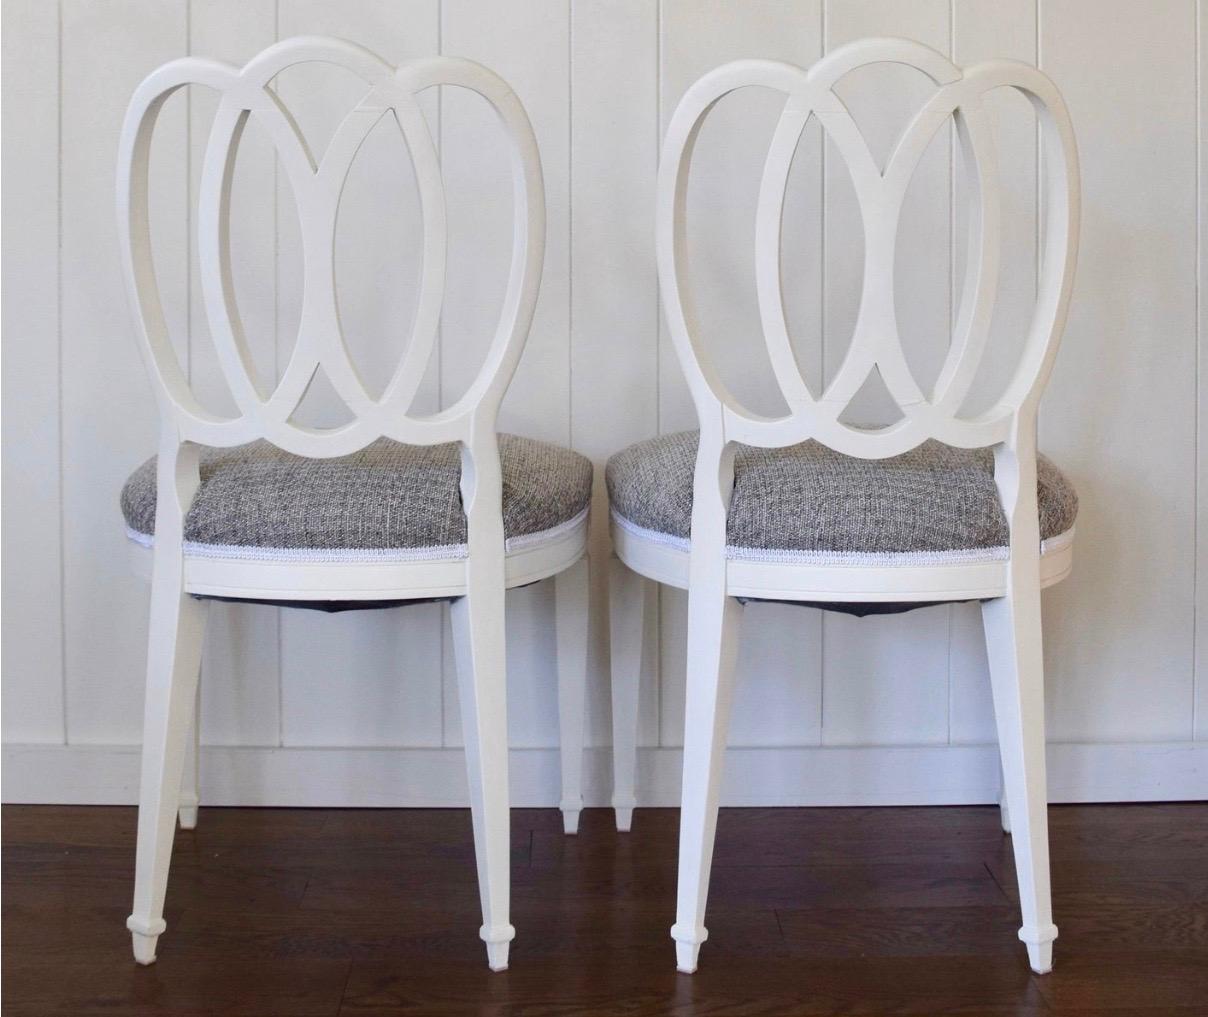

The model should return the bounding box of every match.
[3,0,1207,805]
[2,0,63,742]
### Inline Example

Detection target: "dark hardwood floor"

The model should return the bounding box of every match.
[4,802,1207,1015]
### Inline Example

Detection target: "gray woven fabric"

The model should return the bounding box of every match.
[606,431,1077,553]
[122,434,593,549]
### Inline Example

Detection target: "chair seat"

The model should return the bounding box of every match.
[122,434,593,564]
[606,431,1077,566]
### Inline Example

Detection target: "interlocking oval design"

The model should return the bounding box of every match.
[658,38,1080,460]
[118,37,545,458]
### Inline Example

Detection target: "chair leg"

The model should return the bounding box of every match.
[998,760,1012,834]
[177,678,201,830]
[983,589,1057,974]
[554,556,589,834]
[451,585,515,971]
[127,585,209,965]
[670,587,743,974]
[608,555,645,833]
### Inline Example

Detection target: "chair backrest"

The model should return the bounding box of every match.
[657,38,1079,464]
[118,36,545,462]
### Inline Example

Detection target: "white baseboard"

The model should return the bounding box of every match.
[4,741,1206,807]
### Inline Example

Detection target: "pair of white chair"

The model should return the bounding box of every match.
[118,36,1078,975]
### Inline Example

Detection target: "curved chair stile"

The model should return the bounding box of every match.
[117,36,584,974]
[611,36,1080,976]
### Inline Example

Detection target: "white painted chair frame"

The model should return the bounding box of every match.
[608,38,1080,974]
[117,36,590,972]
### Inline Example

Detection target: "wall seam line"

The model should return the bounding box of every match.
[274,0,284,749]
[818,0,828,745]
[1193,0,1203,739]
[57,0,67,745]
[439,0,447,748]
[655,0,664,746]
[185,0,193,387]
[568,0,574,451]
[947,0,956,747]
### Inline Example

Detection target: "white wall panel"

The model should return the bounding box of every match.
[569,0,660,748]
[948,602,996,744]
[1040,0,1198,742]
[439,0,571,750]
[280,605,444,747]
[60,0,188,744]
[4,0,1206,803]
[1,0,64,742]
[1197,0,1208,744]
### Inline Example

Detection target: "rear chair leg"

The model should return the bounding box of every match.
[177,679,201,830]
[608,555,646,832]
[554,556,590,834]
[998,760,1012,834]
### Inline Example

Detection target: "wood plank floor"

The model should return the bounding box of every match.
[4,803,1207,1015]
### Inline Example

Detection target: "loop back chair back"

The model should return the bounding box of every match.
[117,36,579,972]
[607,37,1079,974]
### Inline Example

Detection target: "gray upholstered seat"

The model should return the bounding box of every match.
[122,434,593,560]
[606,430,1077,561]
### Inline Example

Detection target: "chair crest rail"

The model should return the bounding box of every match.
[657,37,1080,460]
[117,36,545,459]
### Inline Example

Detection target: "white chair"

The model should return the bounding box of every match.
[607,38,1079,975]
[116,36,591,972]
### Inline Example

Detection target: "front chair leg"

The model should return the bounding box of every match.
[983,589,1057,973]
[128,587,209,964]
[608,555,646,832]
[671,587,743,974]
[451,585,515,971]
[177,678,201,830]
[554,555,589,834]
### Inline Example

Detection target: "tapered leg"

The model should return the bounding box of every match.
[608,555,646,832]
[983,589,1057,973]
[671,587,743,974]
[177,678,201,830]
[127,581,209,964]
[451,586,515,971]
[554,556,590,834]
[998,760,1012,834]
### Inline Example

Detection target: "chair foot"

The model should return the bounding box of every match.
[674,939,701,974]
[177,795,198,831]
[999,793,1012,834]
[1020,924,1057,974]
[486,941,510,971]
[1026,940,1053,974]
[614,805,634,832]
[481,925,515,971]
[131,932,159,965]
[561,807,581,835]
[127,916,165,965]
[671,923,705,973]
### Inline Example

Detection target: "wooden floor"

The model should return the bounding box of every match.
[3,803,1208,1015]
